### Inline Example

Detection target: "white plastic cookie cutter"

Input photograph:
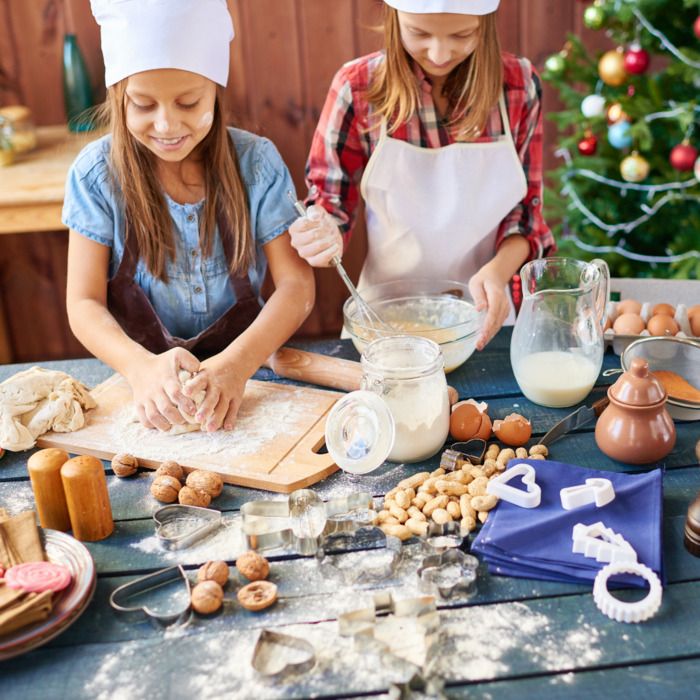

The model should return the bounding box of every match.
[593,561,663,623]
[486,462,541,509]
[572,522,637,564]
[560,478,615,510]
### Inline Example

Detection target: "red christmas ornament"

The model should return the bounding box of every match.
[669,142,698,171]
[694,15,700,40]
[627,85,636,97]
[624,45,650,74]
[578,134,598,156]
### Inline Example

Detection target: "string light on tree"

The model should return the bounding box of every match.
[607,103,630,124]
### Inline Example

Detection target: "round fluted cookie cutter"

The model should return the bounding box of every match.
[592,561,662,623]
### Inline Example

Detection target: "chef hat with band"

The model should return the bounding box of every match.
[384,0,500,14]
[90,0,234,87]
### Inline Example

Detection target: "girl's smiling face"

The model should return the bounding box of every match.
[397,11,481,80]
[125,69,216,162]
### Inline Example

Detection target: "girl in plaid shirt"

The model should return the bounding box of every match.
[290,0,554,349]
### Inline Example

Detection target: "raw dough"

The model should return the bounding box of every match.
[0,367,96,451]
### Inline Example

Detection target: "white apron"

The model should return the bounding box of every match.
[358,94,528,322]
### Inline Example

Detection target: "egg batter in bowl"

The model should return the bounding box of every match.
[343,279,484,372]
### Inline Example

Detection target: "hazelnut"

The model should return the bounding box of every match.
[236,550,270,582]
[185,470,223,498]
[111,453,138,478]
[191,580,224,614]
[237,580,277,611]
[197,560,229,587]
[155,460,184,482]
[178,485,211,508]
[150,475,181,503]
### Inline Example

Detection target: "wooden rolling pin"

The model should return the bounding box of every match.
[263,347,362,392]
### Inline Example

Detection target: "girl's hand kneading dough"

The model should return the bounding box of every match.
[128,348,200,431]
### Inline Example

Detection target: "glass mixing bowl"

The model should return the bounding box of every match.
[342,278,484,373]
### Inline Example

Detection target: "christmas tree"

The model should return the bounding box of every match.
[543,0,700,279]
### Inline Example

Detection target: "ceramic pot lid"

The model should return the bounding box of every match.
[324,391,395,475]
[609,357,667,406]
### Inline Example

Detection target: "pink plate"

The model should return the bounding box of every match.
[0,529,96,661]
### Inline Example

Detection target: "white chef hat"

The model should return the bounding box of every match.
[384,0,500,14]
[91,0,234,87]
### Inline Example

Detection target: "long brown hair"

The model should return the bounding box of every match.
[103,82,253,281]
[367,7,503,141]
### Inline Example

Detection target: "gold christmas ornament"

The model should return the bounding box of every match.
[620,152,650,183]
[598,49,627,86]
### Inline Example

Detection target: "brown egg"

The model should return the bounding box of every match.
[688,304,700,320]
[492,413,532,447]
[617,299,642,315]
[651,303,675,317]
[450,402,491,441]
[646,314,679,337]
[690,314,700,337]
[613,312,645,335]
[603,316,612,331]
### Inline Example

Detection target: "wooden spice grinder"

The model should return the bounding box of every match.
[27,448,72,531]
[61,455,114,541]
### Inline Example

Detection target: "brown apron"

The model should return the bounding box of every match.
[107,215,261,359]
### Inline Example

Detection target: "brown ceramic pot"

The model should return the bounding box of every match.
[595,357,676,464]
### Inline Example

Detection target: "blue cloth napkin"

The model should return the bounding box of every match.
[471,459,663,587]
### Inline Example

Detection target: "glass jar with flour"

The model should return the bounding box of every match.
[325,336,450,474]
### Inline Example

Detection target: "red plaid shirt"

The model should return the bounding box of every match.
[305,51,554,261]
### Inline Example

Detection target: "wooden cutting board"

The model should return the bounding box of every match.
[37,374,342,493]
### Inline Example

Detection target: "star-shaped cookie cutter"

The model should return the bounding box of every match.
[417,548,479,600]
[315,526,402,585]
[241,488,374,555]
[153,504,223,550]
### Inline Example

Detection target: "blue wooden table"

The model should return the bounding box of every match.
[1,330,699,699]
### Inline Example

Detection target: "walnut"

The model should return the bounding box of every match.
[191,580,224,614]
[235,550,270,582]
[111,453,138,478]
[178,486,211,508]
[185,470,223,498]
[155,460,184,482]
[150,475,181,503]
[196,560,229,587]
[237,581,277,611]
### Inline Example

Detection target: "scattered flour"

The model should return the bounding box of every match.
[0,483,36,515]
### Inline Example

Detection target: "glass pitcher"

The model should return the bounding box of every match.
[510,258,609,408]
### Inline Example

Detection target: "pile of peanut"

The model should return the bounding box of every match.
[375,443,549,541]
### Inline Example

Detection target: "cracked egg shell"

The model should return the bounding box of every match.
[492,413,532,446]
[450,402,492,441]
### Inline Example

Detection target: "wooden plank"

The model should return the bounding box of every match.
[497,0,521,55]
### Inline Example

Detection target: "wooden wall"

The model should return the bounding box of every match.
[0,0,609,362]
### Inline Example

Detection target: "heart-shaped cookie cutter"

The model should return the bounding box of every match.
[486,461,541,508]
[251,629,316,680]
[315,526,402,585]
[241,489,374,555]
[153,504,223,550]
[109,565,192,627]
[439,439,487,471]
[417,548,479,599]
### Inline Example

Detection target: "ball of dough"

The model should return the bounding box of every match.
[178,485,211,508]
[111,453,138,478]
[191,580,224,614]
[155,460,184,482]
[150,475,182,503]
[237,580,277,611]
[185,470,223,498]
[236,550,270,582]
[197,560,229,587]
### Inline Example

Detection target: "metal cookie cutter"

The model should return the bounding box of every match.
[153,504,223,550]
[389,672,447,700]
[338,592,439,670]
[109,565,192,627]
[315,526,402,585]
[593,561,662,623]
[439,439,487,471]
[424,521,465,553]
[572,522,637,564]
[486,462,541,508]
[241,488,374,555]
[561,478,615,511]
[417,548,479,600]
[251,629,316,680]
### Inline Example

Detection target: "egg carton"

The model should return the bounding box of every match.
[604,278,700,356]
